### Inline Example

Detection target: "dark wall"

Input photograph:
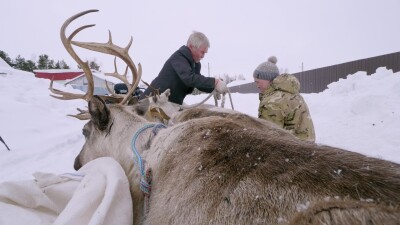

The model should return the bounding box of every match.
[229,51,400,94]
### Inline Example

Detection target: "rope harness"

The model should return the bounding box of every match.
[219,91,235,110]
[130,123,166,217]
[129,88,233,217]
[181,90,235,110]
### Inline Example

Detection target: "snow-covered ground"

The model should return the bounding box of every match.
[0,66,399,183]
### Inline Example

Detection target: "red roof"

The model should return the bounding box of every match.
[33,70,84,81]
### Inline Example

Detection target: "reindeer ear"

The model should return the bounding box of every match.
[163,89,171,97]
[88,96,110,130]
[158,89,170,103]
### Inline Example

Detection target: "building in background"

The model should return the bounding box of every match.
[33,69,84,81]
[64,72,122,95]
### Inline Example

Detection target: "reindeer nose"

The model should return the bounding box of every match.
[74,156,82,171]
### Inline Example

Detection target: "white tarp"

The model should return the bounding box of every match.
[0,157,133,225]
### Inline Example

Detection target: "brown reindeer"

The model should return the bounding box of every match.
[53,10,400,225]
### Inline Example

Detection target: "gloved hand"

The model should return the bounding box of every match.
[215,79,228,94]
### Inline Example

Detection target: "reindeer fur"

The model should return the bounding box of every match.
[74,95,400,225]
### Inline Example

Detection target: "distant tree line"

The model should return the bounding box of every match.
[0,50,100,72]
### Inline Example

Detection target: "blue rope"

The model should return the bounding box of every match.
[131,123,166,194]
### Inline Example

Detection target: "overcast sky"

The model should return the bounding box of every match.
[1,0,400,82]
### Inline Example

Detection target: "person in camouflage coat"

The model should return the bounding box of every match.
[253,56,316,142]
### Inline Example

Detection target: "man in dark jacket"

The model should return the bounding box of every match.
[140,31,228,105]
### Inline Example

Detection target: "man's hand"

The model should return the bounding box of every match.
[215,79,228,94]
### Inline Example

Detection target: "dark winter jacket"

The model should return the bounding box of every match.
[140,45,215,105]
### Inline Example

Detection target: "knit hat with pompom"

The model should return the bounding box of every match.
[253,56,279,81]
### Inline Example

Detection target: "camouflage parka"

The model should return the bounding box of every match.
[258,74,316,142]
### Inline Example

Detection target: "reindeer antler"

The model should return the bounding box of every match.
[49,9,98,101]
[71,29,142,105]
[104,57,135,102]
[107,57,131,87]
[50,9,144,119]
[51,9,141,105]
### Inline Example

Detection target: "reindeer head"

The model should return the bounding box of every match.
[50,9,181,168]
[49,9,183,124]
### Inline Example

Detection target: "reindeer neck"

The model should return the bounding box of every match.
[123,121,164,169]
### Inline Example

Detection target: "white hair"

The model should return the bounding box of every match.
[186,31,210,49]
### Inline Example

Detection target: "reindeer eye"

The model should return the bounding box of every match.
[82,128,90,138]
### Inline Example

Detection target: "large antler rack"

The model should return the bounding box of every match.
[50,9,142,106]
[71,28,142,105]
[49,9,97,102]
[104,57,136,101]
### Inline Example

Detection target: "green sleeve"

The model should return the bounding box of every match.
[259,102,285,128]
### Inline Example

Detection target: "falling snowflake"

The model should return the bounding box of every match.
[334,169,342,175]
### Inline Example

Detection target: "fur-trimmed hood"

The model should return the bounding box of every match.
[269,73,300,94]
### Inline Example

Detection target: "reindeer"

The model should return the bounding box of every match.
[52,10,400,225]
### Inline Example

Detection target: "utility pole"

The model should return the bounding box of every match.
[208,62,210,77]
